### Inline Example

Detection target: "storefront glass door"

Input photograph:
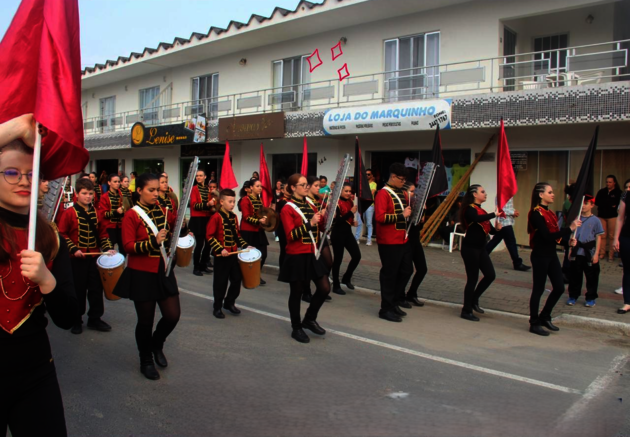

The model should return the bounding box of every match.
[133,159,164,176]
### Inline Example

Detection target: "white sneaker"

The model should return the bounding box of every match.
[356,239,360,245]
[615,287,623,295]
[366,240,372,246]
[275,236,279,242]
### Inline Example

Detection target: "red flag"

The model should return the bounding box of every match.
[220,141,238,190]
[259,143,273,207]
[301,136,309,175]
[0,0,88,179]
[497,119,517,212]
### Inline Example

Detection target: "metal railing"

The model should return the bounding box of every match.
[83,39,629,135]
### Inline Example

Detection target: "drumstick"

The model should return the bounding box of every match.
[83,252,107,256]
[222,249,251,257]
[161,207,169,248]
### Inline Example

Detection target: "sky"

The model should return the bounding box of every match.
[0,0,324,69]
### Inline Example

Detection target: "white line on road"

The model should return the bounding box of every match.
[180,288,583,395]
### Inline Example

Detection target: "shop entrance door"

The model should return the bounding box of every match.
[180,157,222,191]
[96,159,118,179]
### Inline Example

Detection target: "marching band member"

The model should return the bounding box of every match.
[404,182,428,307]
[89,171,101,204]
[206,189,251,319]
[279,173,330,343]
[158,174,178,213]
[375,163,414,323]
[528,182,580,336]
[0,125,77,436]
[275,184,290,274]
[37,178,49,210]
[304,176,333,302]
[189,170,215,276]
[120,175,133,207]
[113,174,184,380]
[58,178,115,334]
[239,179,269,284]
[331,183,361,295]
[459,185,500,322]
[97,173,126,256]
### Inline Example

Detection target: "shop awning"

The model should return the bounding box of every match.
[85,131,131,151]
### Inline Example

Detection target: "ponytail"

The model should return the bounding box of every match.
[459,184,482,231]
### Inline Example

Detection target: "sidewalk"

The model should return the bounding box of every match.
[263,233,627,324]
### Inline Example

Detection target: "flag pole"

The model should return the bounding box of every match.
[28,127,42,250]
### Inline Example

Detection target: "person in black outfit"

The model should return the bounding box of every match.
[527,182,581,336]
[0,132,78,437]
[275,185,289,270]
[595,175,622,262]
[613,187,630,314]
[331,183,361,295]
[459,185,500,322]
[405,182,428,307]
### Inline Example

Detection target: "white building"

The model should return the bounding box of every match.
[81,0,630,245]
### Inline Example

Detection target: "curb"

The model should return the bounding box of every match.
[261,264,630,338]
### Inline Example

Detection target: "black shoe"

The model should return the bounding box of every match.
[71,322,83,335]
[213,309,225,319]
[514,264,531,271]
[540,320,559,332]
[472,304,485,314]
[291,328,310,343]
[392,306,407,317]
[203,267,213,274]
[618,308,629,314]
[332,286,346,295]
[193,270,203,277]
[223,304,241,315]
[140,361,160,380]
[406,296,425,307]
[152,350,168,368]
[398,300,412,309]
[529,324,550,336]
[87,318,112,332]
[302,319,326,335]
[379,311,403,322]
[325,295,332,301]
[260,279,266,286]
[460,312,480,322]
[302,293,312,303]
[341,280,355,290]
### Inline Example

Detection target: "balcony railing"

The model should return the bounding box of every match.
[84,39,629,135]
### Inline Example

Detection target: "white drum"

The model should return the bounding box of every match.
[96,253,125,301]
[176,235,195,268]
[238,248,262,289]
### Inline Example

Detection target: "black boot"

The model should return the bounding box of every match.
[460,311,479,322]
[529,324,550,336]
[140,354,160,380]
[540,320,559,332]
[472,304,485,314]
[151,338,168,368]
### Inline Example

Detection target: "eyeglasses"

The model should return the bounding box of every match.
[0,168,38,185]
[296,183,308,188]
[394,175,406,182]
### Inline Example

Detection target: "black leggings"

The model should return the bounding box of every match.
[460,245,496,313]
[331,225,361,286]
[304,242,333,296]
[133,295,181,357]
[530,254,564,325]
[289,275,331,330]
[407,243,428,298]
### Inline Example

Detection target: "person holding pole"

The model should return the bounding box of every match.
[331,183,362,295]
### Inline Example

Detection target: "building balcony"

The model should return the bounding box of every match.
[83,39,629,136]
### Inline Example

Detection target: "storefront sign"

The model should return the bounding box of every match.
[181,143,225,157]
[510,152,528,171]
[218,112,285,141]
[323,100,451,135]
[131,115,207,148]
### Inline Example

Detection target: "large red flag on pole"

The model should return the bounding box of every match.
[259,143,273,207]
[220,141,238,190]
[301,136,309,176]
[496,119,517,212]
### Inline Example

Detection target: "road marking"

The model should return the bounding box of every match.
[180,288,582,395]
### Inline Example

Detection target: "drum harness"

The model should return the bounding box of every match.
[132,206,168,265]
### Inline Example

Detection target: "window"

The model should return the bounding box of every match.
[99,96,116,132]
[134,159,164,176]
[192,73,219,118]
[272,55,311,109]
[384,32,440,101]
[272,153,317,182]
[534,34,568,76]
[139,86,160,125]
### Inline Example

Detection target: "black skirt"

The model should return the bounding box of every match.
[241,229,269,247]
[278,253,328,283]
[188,216,209,237]
[113,259,179,302]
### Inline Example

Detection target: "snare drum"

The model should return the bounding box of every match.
[238,248,262,289]
[96,253,125,301]
[175,235,195,268]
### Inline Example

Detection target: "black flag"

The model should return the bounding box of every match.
[353,136,373,214]
[566,126,599,224]
[427,125,448,198]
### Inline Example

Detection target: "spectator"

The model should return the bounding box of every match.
[354,168,377,245]
[612,179,630,314]
[99,170,108,193]
[615,179,630,295]
[595,175,622,262]
[251,171,260,180]
[318,175,330,195]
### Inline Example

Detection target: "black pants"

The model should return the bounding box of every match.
[133,295,181,357]
[621,236,630,305]
[407,242,428,298]
[213,255,242,310]
[1,331,67,437]
[71,256,104,321]
[568,255,600,300]
[190,217,211,270]
[378,243,413,313]
[289,276,330,330]
[486,225,523,268]
[107,227,125,256]
[331,225,361,286]
[461,245,496,313]
[529,254,565,325]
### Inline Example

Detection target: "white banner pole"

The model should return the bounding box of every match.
[27,128,42,250]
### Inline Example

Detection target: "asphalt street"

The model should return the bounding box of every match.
[48,268,630,437]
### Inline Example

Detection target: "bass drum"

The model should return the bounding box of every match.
[96,253,125,301]
[238,248,262,289]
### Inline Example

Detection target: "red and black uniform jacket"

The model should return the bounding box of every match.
[305,195,321,213]
[462,204,496,249]
[335,197,355,227]
[158,192,178,217]
[375,184,409,245]
[120,186,133,206]
[0,207,76,336]
[528,205,571,257]
[240,195,263,232]
[189,185,213,218]
[122,202,176,273]
[206,208,249,255]
[280,196,321,255]
[97,189,125,230]
[93,184,102,204]
[58,204,113,256]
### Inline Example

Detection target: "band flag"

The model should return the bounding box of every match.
[301,136,309,176]
[566,126,599,224]
[220,140,238,190]
[353,136,373,214]
[427,125,448,198]
[259,143,273,207]
[496,119,518,212]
